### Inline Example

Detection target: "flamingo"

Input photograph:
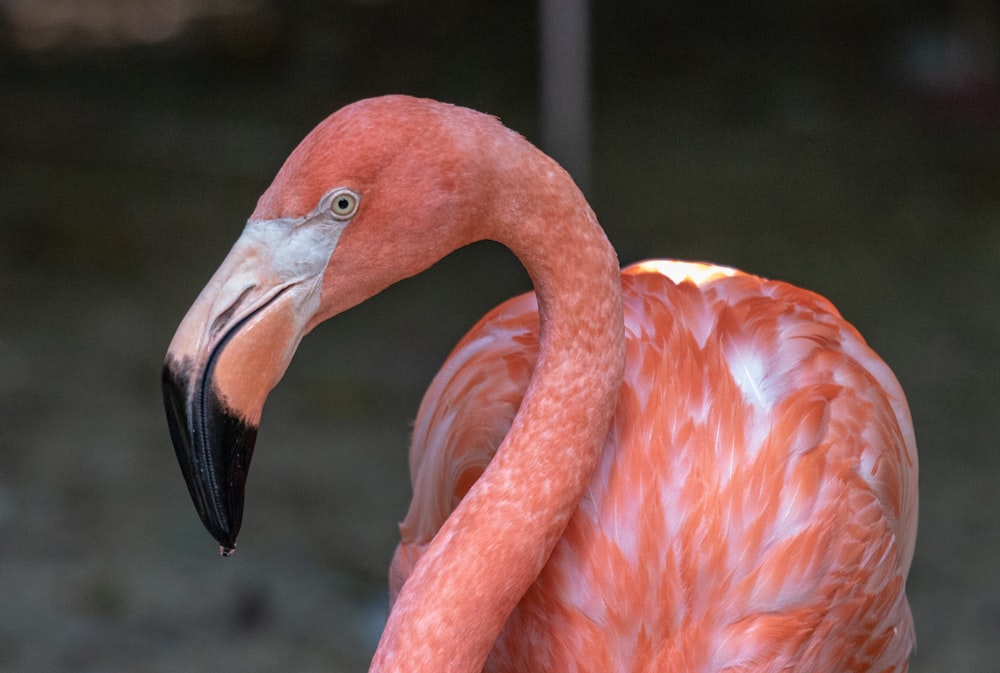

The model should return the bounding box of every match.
[162,95,918,672]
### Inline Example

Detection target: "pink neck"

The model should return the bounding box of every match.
[370,154,625,672]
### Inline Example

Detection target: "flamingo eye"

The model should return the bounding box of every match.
[328,189,360,220]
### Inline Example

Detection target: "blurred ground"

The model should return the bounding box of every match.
[1,1,998,671]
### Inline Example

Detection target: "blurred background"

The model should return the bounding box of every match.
[1,0,998,670]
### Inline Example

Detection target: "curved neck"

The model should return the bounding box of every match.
[370,155,625,672]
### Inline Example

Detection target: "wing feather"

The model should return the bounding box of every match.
[390,260,917,672]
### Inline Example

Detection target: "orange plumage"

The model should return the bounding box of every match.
[394,260,916,672]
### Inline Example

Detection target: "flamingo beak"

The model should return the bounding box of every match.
[162,214,341,554]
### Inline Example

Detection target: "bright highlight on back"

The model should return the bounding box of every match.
[630,258,739,285]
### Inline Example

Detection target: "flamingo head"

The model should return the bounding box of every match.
[162,96,521,553]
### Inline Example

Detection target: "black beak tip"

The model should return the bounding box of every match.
[162,359,257,552]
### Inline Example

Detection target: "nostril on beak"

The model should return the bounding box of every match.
[210,286,256,338]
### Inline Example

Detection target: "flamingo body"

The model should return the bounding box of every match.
[161,96,917,673]
[394,260,916,671]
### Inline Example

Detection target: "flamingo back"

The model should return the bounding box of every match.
[392,260,917,673]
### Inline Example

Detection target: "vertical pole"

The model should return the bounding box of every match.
[539,0,591,194]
